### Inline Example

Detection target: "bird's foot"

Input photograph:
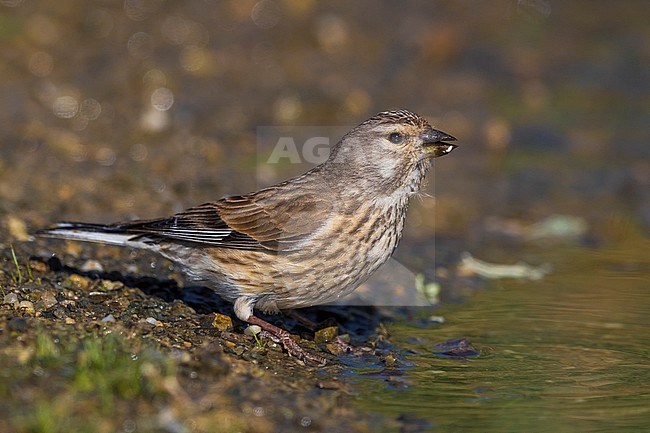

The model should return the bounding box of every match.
[246,315,327,365]
[284,310,373,357]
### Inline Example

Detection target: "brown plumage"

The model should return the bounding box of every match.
[39,109,457,362]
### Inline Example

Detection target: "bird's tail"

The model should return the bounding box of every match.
[37,222,140,247]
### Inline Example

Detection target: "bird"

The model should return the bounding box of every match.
[38,109,457,363]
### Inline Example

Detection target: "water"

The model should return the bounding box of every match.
[353,240,650,431]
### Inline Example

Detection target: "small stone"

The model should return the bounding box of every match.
[314,326,338,344]
[244,325,261,336]
[211,313,234,331]
[325,342,346,356]
[40,291,58,309]
[433,338,480,359]
[145,317,161,326]
[17,300,35,315]
[88,292,112,303]
[64,317,76,324]
[4,292,19,307]
[101,314,116,323]
[63,274,91,290]
[60,300,76,308]
[384,352,397,368]
[100,280,123,291]
[51,305,68,319]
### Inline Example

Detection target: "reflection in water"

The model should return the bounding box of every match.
[353,240,650,431]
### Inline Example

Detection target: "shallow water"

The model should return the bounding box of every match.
[1,1,649,431]
[353,240,650,432]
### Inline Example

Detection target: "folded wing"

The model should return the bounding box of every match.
[41,190,331,253]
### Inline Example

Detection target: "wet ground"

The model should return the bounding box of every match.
[1,1,649,432]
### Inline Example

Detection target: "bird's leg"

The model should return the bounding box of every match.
[245,315,326,365]
[234,297,326,364]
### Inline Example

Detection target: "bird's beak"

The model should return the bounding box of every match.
[422,127,457,158]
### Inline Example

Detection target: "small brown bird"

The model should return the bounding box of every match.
[39,109,457,362]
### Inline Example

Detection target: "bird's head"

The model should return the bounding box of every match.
[325,110,457,193]
[353,109,456,158]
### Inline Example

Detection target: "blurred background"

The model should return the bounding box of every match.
[1,1,649,431]
[1,1,647,242]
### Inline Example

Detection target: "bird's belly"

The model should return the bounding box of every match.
[266,211,403,310]
[164,204,404,311]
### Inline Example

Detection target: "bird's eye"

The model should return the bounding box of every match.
[388,132,405,144]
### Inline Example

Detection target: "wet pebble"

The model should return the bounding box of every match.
[145,317,162,326]
[314,326,338,344]
[433,338,480,359]
[17,300,35,315]
[211,313,233,331]
[383,352,397,368]
[325,342,346,356]
[244,325,261,336]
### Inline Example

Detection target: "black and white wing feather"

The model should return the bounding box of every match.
[38,191,329,253]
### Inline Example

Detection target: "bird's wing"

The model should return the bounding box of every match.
[116,202,257,250]
[116,191,331,252]
[216,190,332,250]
